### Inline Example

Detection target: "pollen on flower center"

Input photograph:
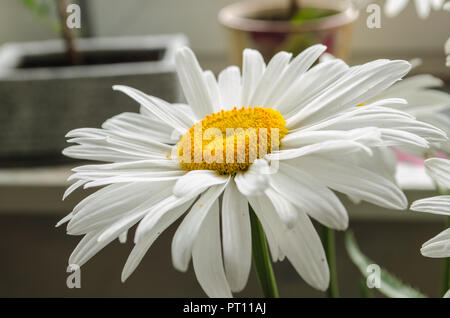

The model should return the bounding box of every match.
[176,107,288,175]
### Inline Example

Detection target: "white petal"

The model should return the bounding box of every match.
[171,179,230,271]
[222,180,251,292]
[376,74,443,97]
[67,183,164,234]
[112,85,189,133]
[240,49,265,106]
[280,212,330,291]
[384,0,409,17]
[121,198,195,282]
[118,230,128,243]
[193,200,232,298]
[425,158,450,188]
[420,228,450,258]
[81,170,184,189]
[204,70,222,113]
[102,112,175,144]
[249,51,292,107]
[278,59,349,117]
[235,159,270,196]
[414,0,431,18]
[249,193,329,290]
[287,60,411,128]
[264,188,298,229]
[290,156,408,209]
[218,66,242,110]
[271,139,374,161]
[247,195,280,262]
[411,195,450,216]
[173,170,229,198]
[175,47,214,120]
[444,289,450,298]
[271,163,348,230]
[72,159,180,173]
[63,180,87,200]
[56,212,73,227]
[431,0,444,10]
[89,187,175,240]
[264,45,326,107]
[282,127,382,149]
[134,194,197,243]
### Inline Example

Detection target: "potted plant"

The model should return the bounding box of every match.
[218,0,359,64]
[0,0,187,163]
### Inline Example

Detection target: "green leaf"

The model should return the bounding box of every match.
[21,0,53,17]
[290,7,338,25]
[345,231,427,298]
[359,278,374,298]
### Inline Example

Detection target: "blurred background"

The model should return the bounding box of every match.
[0,0,449,297]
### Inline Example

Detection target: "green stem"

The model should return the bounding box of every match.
[249,206,279,298]
[322,226,339,298]
[441,216,450,297]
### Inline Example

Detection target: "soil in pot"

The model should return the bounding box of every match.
[18,48,165,69]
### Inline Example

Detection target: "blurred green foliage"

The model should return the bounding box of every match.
[291,7,339,25]
[345,231,428,298]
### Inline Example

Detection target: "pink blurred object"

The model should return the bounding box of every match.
[393,148,449,167]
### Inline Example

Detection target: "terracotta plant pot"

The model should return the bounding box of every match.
[219,0,359,65]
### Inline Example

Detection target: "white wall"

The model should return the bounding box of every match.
[0,0,449,74]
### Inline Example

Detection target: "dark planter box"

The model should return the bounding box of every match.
[0,34,187,161]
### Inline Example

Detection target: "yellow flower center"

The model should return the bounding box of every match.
[176,107,288,175]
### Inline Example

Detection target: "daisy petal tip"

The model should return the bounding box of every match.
[315,272,330,292]
[133,228,145,245]
[121,267,133,283]
[175,46,196,63]
[336,219,349,232]
[420,247,431,258]
[112,84,126,91]
[172,259,189,273]
[314,43,327,52]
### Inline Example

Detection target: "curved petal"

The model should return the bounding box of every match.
[249,51,292,107]
[218,66,242,110]
[411,195,450,216]
[289,156,408,210]
[271,164,348,230]
[193,200,232,298]
[240,49,266,106]
[175,47,214,120]
[121,198,195,282]
[222,180,251,292]
[173,170,229,198]
[425,158,450,188]
[171,179,230,272]
[235,159,270,196]
[420,228,450,258]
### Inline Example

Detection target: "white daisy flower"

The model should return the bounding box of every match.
[59,45,447,297]
[384,0,444,18]
[411,158,450,258]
